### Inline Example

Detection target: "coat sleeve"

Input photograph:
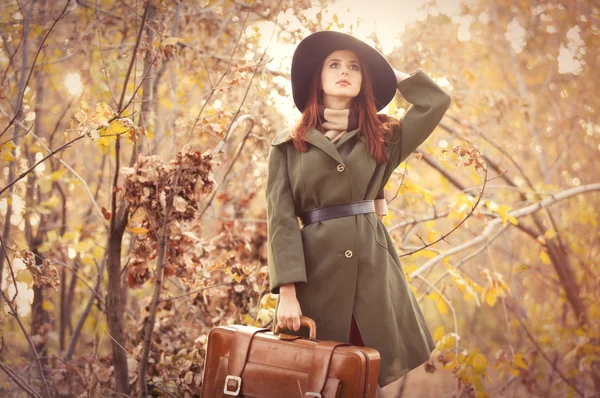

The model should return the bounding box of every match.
[265,144,307,295]
[386,68,452,168]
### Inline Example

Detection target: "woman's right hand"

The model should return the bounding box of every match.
[277,283,302,332]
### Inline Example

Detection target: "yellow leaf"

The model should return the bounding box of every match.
[161,37,184,46]
[471,353,488,372]
[544,229,557,240]
[433,326,445,342]
[1,150,15,162]
[100,120,128,137]
[416,250,438,259]
[472,374,484,391]
[2,140,16,151]
[423,220,436,229]
[540,334,552,344]
[513,353,528,370]
[507,366,520,376]
[130,226,150,235]
[442,360,457,370]
[42,300,55,312]
[81,255,95,266]
[427,229,438,243]
[47,230,59,243]
[74,239,92,252]
[16,270,33,284]
[40,196,60,209]
[50,169,67,181]
[62,231,77,241]
[93,246,104,260]
[38,242,53,253]
[80,99,90,113]
[484,289,497,307]
[427,292,449,315]
[539,249,551,265]
[442,334,457,350]
[97,136,112,147]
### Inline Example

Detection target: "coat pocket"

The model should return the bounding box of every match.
[364,212,389,251]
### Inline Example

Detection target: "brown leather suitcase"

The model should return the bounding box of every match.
[201,316,380,397]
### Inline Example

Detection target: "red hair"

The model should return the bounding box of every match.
[291,54,401,164]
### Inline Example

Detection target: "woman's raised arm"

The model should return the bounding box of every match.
[386,69,452,168]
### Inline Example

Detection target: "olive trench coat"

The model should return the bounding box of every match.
[265,69,452,387]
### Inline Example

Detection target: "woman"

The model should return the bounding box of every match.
[265,30,452,397]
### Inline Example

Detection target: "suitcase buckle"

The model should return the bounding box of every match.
[223,375,242,396]
[305,393,322,398]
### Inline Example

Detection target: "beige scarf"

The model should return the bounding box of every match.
[318,104,359,145]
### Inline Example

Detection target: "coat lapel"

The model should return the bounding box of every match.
[271,128,361,166]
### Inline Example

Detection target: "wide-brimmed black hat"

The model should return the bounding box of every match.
[291,30,397,113]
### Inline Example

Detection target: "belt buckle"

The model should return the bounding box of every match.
[223,375,242,396]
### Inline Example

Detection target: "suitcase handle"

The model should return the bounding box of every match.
[273,315,317,340]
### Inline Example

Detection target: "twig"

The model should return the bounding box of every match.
[0,279,51,397]
[416,275,460,357]
[401,166,490,257]
[510,296,584,397]
[0,129,130,197]
[0,0,72,139]
[28,130,109,230]
[417,225,508,302]
[0,359,42,398]
[159,281,234,302]
[0,233,19,301]
[65,257,107,360]
[409,182,600,279]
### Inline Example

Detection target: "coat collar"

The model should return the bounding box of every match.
[271,128,361,165]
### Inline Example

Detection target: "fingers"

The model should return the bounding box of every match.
[291,314,301,331]
[276,298,302,332]
[278,315,300,331]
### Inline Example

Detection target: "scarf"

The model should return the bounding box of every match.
[318,103,359,144]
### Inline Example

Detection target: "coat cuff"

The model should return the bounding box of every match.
[374,198,388,216]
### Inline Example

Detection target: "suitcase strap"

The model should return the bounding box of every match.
[224,326,269,396]
[306,341,352,397]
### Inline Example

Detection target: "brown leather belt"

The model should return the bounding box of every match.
[299,200,375,226]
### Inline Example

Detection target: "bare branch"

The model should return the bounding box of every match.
[410,182,600,279]
[0,0,72,139]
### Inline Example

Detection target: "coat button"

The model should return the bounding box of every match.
[337,164,345,172]
[344,250,353,258]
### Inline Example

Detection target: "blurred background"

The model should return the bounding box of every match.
[0,0,598,396]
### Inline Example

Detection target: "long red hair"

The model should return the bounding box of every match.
[291,54,401,164]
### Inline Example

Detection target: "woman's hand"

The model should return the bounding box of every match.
[277,283,302,332]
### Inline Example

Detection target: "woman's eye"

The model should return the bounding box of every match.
[351,65,360,71]
[330,62,339,68]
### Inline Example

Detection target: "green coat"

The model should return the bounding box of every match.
[265,69,452,387]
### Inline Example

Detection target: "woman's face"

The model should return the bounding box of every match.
[320,49,362,104]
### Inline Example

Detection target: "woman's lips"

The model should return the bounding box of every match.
[336,80,351,85]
